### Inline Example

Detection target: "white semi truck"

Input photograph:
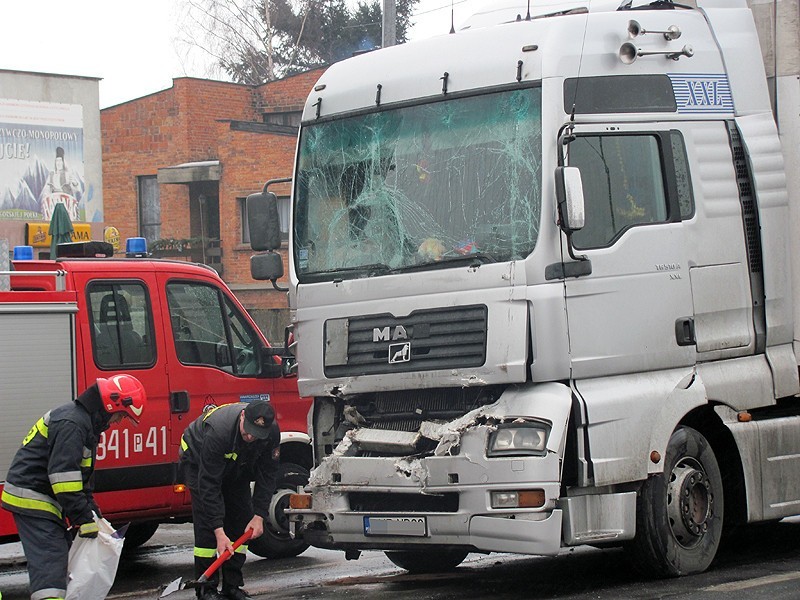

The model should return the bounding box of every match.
[247,0,800,577]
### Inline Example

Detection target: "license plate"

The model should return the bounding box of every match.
[364,516,427,537]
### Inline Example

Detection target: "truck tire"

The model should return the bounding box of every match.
[385,548,468,573]
[248,462,310,559]
[627,425,723,577]
[122,521,159,553]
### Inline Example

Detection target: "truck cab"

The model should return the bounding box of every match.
[250,0,800,577]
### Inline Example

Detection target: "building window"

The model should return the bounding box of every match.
[263,111,302,128]
[277,196,290,239]
[138,176,161,244]
[240,196,290,243]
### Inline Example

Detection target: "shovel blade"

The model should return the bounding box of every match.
[160,577,183,597]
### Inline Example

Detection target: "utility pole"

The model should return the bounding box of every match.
[382,0,396,48]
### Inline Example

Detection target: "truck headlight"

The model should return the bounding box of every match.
[487,423,549,457]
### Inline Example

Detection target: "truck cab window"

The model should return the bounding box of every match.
[88,282,155,368]
[166,281,261,376]
[569,134,668,249]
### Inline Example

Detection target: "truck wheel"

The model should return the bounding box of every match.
[385,548,468,573]
[121,521,159,553]
[628,426,723,577]
[248,462,310,559]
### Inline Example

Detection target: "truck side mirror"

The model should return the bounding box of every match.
[250,252,284,282]
[247,191,282,251]
[555,166,585,233]
[259,346,286,378]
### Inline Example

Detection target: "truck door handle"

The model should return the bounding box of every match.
[170,390,190,413]
[675,317,696,346]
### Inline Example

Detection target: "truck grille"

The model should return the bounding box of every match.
[359,387,499,432]
[324,305,487,377]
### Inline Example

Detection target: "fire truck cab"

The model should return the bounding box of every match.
[0,242,311,558]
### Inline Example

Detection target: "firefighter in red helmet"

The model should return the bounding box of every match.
[0,375,146,600]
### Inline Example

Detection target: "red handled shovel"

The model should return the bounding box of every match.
[161,528,253,597]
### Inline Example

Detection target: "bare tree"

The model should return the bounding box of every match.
[177,0,418,85]
[176,0,277,84]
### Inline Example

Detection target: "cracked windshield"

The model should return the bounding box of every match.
[294,87,543,281]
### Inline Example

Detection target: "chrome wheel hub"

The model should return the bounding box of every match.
[667,458,713,547]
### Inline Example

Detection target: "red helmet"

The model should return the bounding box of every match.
[97,375,146,423]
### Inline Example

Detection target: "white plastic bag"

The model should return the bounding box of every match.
[66,517,124,600]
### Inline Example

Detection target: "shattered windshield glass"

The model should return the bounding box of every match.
[294,87,543,281]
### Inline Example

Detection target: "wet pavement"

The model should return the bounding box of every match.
[3,519,800,599]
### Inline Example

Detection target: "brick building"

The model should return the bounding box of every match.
[101,68,325,339]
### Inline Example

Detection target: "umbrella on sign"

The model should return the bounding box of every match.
[49,202,74,258]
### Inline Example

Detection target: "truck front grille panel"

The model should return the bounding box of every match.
[324,305,487,377]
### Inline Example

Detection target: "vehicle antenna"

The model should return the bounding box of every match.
[450,0,455,34]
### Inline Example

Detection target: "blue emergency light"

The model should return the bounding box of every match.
[125,237,148,258]
[13,245,34,260]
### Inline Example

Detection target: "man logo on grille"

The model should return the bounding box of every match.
[389,342,411,363]
[374,325,408,342]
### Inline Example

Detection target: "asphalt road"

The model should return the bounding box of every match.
[3,519,800,599]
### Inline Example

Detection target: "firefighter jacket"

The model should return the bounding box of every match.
[180,403,280,531]
[0,385,109,526]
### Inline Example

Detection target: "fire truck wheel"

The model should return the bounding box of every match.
[121,521,160,553]
[627,425,724,577]
[385,548,468,573]
[248,462,310,559]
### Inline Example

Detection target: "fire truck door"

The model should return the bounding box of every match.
[79,274,174,502]
[157,275,276,448]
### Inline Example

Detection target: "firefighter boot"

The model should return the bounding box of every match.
[197,587,226,600]
[222,587,253,600]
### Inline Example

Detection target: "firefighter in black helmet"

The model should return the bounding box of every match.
[179,400,280,600]
[0,375,147,600]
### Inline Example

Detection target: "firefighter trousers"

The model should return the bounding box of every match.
[185,467,253,594]
[13,512,72,600]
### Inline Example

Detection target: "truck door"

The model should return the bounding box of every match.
[562,126,697,379]
[156,275,276,448]
[79,275,175,512]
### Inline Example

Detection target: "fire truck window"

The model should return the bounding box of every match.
[166,281,259,376]
[569,134,667,249]
[224,297,260,376]
[88,282,155,369]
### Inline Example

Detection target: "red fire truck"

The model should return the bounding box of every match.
[0,241,311,558]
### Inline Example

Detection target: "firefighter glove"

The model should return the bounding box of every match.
[78,521,99,538]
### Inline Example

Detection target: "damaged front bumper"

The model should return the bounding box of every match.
[286,421,564,555]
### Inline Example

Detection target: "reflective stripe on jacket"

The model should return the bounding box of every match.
[1,402,99,525]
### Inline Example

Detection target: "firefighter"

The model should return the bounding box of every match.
[0,374,147,600]
[179,400,280,600]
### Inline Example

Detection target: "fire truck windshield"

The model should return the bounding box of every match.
[293,86,543,282]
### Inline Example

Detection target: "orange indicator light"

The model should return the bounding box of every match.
[289,493,312,510]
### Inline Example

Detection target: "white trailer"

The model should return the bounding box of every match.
[248,0,800,576]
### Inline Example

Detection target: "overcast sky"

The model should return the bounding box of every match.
[0,0,489,109]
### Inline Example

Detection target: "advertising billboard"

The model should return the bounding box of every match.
[0,98,90,222]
